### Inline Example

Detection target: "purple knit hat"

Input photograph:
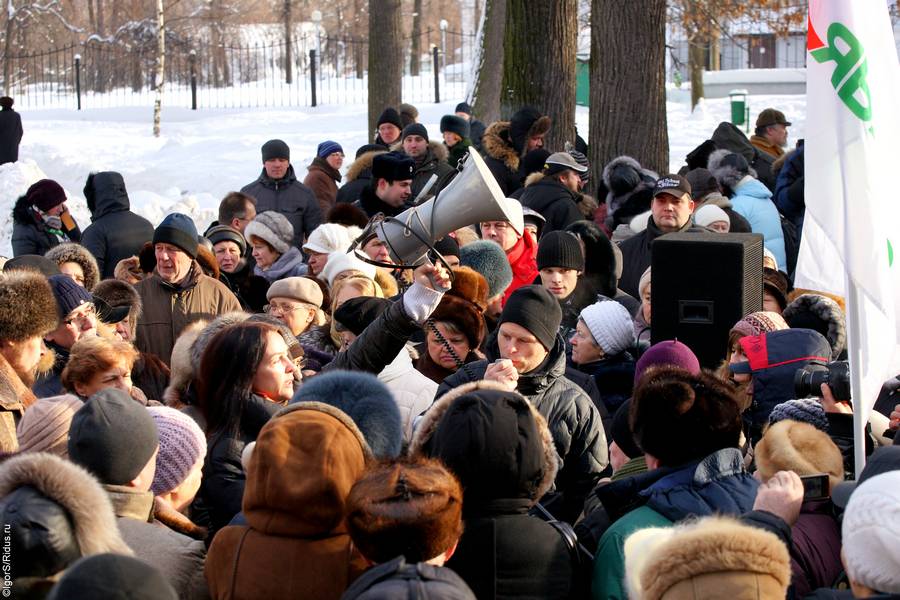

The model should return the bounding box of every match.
[148,406,207,496]
[634,340,701,385]
[730,311,789,339]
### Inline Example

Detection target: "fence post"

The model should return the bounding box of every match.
[189,49,197,110]
[74,54,82,110]
[310,49,317,107]
[432,46,440,103]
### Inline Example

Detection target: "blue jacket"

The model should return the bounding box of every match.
[730,176,787,270]
[774,145,805,234]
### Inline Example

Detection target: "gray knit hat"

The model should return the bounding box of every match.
[148,406,207,496]
[244,211,294,255]
[767,399,829,432]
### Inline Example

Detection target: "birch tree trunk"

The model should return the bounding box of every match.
[468,0,505,125]
[153,0,165,137]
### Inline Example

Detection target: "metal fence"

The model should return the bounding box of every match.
[0,27,476,110]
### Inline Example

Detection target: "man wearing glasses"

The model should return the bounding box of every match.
[34,274,98,397]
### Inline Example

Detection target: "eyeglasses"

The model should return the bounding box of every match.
[64,304,96,326]
[264,303,306,315]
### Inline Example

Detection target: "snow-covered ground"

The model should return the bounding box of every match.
[0,89,806,257]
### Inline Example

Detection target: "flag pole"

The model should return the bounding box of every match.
[845,274,867,478]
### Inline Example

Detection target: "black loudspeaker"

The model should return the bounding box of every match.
[650,232,764,368]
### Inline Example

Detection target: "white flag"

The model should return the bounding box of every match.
[797,1,900,410]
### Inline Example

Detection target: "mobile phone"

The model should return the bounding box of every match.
[800,474,830,501]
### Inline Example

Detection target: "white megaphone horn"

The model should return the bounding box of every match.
[355,151,524,268]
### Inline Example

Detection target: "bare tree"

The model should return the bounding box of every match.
[284,0,293,83]
[590,0,668,177]
[409,0,422,76]
[153,0,165,137]
[367,0,402,135]
[500,0,577,150]
[468,0,505,125]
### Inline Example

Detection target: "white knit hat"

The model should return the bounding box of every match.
[694,204,730,228]
[321,251,377,287]
[244,211,294,255]
[579,300,635,356]
[842,471,900,594]
[303,223,354,255]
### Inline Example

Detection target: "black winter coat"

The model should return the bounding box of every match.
[0,108,23,164]
[519,178,584,235]
[342,556,477,600]
[616,217,709,299]
[409,143,456,202]
[11,195,81,257]
[355,185,406,219]
[774,144,805,235]
[241,165,322,248]
[81,172,154,278]
[336,174,370,204]
[221,258,269,313]
[437,336,608,523]
[573,352,636,415]
[480,122,525,196]
[711,121,777,191]
[468,118,486,149]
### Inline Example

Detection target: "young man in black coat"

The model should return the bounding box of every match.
[519,152,588,235]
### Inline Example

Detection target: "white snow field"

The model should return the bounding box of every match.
[0,90,806,257]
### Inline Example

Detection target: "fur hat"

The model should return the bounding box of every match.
[162,320,209,408]
[410,380,558,509]
[15,394,84,457]
[346,457,463,564]
[755,420,844,490]
[842,471,900,594]
[509,106,551,154]
[327,202,370,229]
[399,103,419,127]
[631,367,743,466]
[625,516,791,600]
[459,240,513,300]
[440,114,470,139]
[446,266,489,312]
[148,406,207,496]
[0,270,59,342]
[290,370,402,458]
[91,279,142,339]
[783,294,847,360]
[245,211,294,255]
[708,149,757,191]
[44,243,101,291]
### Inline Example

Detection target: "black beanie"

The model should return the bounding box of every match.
[261,139,290,162]
[67,388,159,486]
[153,213,199,259]
[401,123,429,142]
[522,148,551,176]
[377,107,403,129]
[454,102,472,115]
[440,115,469,139]
[536,230,584,271]
[334,297,392,336]
[611,399,643,459]
[433,235,460,259]
[47,554,178,600]
[499,285,562,351]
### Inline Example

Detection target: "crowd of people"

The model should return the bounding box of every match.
[1,98,899,600]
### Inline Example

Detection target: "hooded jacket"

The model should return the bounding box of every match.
[436,335,608,523]
[503,230,539,305]
[241,165,323,248]
[412,381,576,600]
[303,156,342,216]
[591,448,759,600]
[0,452,133,594]
[0,105,23,164]
[11,193,81,257]
[205,402,371,600]
[710,122,776,191]
[480,121,525,196]
[518,176,584,235]
[81,172,154,279]
[134,263,242,366]
[602,156,659,227]
[402,141,456,202]
[338,149,386,205]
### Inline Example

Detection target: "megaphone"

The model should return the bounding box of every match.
[359,151,524,266]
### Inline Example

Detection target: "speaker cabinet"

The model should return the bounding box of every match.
[650,232,764,368]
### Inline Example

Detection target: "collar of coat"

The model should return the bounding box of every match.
[104,484,155,522]
[308,156,342,183]
[0,351,35,412]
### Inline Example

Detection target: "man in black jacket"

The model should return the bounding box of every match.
[354,151,415,218]
[399,123,455,202]
[519,152,587,235]
[617,174,708,298]
[241,139,322,248]
[81,172,154,279]
[0,96,23,165]
[434,285,608,523]
[480,106,551,196]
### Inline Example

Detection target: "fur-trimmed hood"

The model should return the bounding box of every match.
[782,293,847,360]
[625,516,791,600]
[481,121,520,172]
[44,243,101,291]
[410,380,558,508]
[162,320,209,408]
[0,452,133,558]
[345,149,388,183]
[11,192,37,226]
[708,148,758,192]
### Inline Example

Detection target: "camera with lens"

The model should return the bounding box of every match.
[794,360,851,402]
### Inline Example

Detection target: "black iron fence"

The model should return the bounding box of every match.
[1,27,475,110]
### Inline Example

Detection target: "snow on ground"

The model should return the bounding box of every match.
[0,89,806,257]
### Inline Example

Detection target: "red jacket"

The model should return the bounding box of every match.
[502,231,538,305]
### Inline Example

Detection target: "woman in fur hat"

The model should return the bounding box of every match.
[44,242,101,290]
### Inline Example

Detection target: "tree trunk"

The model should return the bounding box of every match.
[153,0,165,137]
[87,0,97,34]
[367,0,402,135]
[284,0,293,84]
[96,0,105,36]
[689,34,704,109]
[469,0,505,125]
[500,0,577,151]
[3,6,17,95]
[409,0,422,76]
[589,0,669,180]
